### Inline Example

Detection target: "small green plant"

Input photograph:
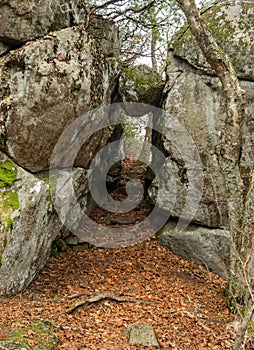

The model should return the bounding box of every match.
[229,305,237,314]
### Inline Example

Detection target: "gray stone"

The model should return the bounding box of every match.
[0,3,122,296]
[87,14,121,58]
[65,236,79,246]
[110,217,136,225]
[157,221,230,278]
[173,0,254,80]
[148,0,254,228]
[0,151,61,296]
[0,24,119,172]
[0,0,87,52]
[0,153,97,295]
[72,243,90,251]
[127,324,160,348]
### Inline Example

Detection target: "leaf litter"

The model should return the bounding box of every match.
[0,159,236,349]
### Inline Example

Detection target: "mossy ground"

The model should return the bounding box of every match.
[248,320,254,336]
[0,319,56,349]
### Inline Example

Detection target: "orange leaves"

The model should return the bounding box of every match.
[0,158,235,349]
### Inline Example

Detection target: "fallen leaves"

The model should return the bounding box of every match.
[0,159,237,349]
[0,237,236,349]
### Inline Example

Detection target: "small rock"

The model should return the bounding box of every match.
[65,236,79,245]
[72,243,90,252]
[127,324,160,348]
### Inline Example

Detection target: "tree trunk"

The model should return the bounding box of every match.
[139,112,153,164]
[176,0,253,321]
[151,28,158,72]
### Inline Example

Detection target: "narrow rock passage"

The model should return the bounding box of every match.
[0,159,236,349]
[89,158,151,229]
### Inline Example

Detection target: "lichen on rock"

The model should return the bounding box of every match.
[172,0,254,79]
[148,0,254,276]
[0,151,62,295]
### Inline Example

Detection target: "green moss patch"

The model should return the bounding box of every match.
[0,161,17,188]
[2,191,19,211]
[124,66,161,88]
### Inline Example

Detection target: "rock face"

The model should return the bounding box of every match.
[0,2,121,294]
[149,0,254,228]
[0,0,88,54]
[173,0,254,80]
[0,151,61,295]
[157,221,230,278]
[0,24,118,172]
[150,0,254,275]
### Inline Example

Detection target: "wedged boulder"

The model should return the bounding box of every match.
[0,25,118,172]
[157,221,230,278]
[118,65,164,116]
[0,0,87,54]
[0,151,61,295]
[148,0,254,228]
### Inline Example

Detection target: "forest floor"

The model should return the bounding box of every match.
[0,159,237,349]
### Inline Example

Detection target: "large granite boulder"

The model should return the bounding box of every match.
[0,150,96,295]
[173,0,254,80]
[0,0,87,55]
[0,151,61,295]
[149,0,254,228]
[0,24,118,172]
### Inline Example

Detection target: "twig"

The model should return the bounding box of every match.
[66,292,154,314]
[67,292,91,300]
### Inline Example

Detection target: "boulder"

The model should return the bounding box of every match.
[0,151,61,295]
[173,0,254,80]
[118,65,164,116]
[0,2,122,294]
[148,0,254,228]
[0,0,87,54]
[0,150,97,295]
[157,221,230,278]
[0,25,118,172]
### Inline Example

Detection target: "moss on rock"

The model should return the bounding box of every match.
[124,66,161,88]
[0,161,17,188]
[0,160,19,267]
[172,1,254,79]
